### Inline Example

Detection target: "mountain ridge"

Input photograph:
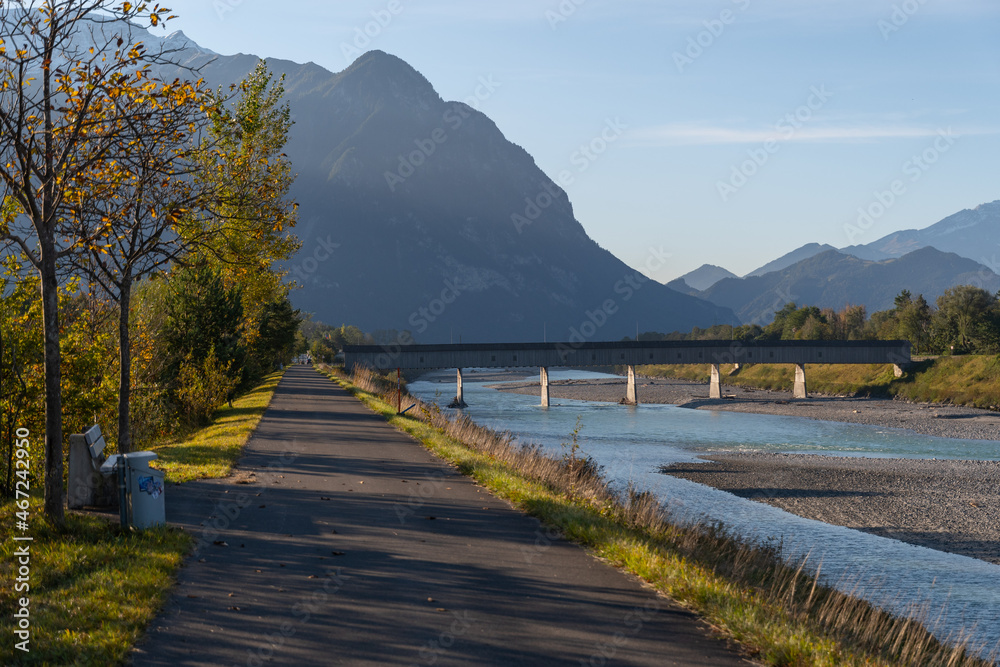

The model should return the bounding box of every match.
[701,246,1000,325]
[160,44,735,341]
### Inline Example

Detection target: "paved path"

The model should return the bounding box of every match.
[131,365,751,666]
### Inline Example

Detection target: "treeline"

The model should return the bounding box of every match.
[634,284,1000,355]
[1,2,301,521]
[297,321,372,363]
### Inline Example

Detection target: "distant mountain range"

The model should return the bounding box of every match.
[842,200,1000,265]
[151,28,999,336]
[666,201,1000,324]
[745,243,837,278]
[698,247,1000,325]
[669,264,737,292]
[160,42,735,342]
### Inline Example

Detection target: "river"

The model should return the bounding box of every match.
[409,368,1000,661]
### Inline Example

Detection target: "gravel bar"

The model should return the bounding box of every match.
[660,453,1000,565]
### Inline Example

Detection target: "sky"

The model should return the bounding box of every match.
[155,0,1000,283]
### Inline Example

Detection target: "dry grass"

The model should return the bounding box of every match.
[640,357,1000,410]
[325,364,998,667]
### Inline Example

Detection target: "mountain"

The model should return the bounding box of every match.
[701,247,1000,325]
[745,243,837,277]
[161,47,734,341]
[672,264,738,291]
[841,200,1000,266]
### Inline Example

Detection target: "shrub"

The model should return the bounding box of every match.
[174,347,238,427]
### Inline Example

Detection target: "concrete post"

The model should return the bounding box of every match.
[540,367,550,408]
[709,364,722,399]
[449,368,468,408]
[624,365,638,405]
[794,364,808,399]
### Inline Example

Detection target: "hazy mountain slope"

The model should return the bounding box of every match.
[841,201,1000,266]
[702,247,1000,325]
[745,243,837,277]
[675,264,738,291]
[166,47,734,341]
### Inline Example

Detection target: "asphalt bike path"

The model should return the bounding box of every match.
[131,365,752,666]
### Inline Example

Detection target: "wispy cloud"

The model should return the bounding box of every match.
[630,122,1000,146]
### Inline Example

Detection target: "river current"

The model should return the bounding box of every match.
[409,368,1000,661]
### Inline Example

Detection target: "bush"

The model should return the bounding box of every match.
[174,348,238,427]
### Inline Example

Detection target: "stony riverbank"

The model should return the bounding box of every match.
[659,453,1000,565]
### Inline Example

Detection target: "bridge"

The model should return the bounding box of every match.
[343,340,912,407]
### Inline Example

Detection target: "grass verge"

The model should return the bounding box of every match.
[0,501,189,666]
[150,370,284,483]
[638,356,1000,410]
[321,364,996,667]
[0,371,284,666]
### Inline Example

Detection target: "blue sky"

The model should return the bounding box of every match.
[158,0,1000,281]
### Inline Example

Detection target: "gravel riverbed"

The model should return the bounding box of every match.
[490,374,1000,564]
[660,453,1000,565]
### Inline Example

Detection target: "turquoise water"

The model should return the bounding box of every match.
[409,369,1000,661]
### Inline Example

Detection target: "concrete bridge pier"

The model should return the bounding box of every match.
[709,364,722,399]
[449,368,468,408]
[794,364,808,399]
[540,367,550,408]
[623,365,638,405]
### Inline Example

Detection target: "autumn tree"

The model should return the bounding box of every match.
[70,71,211,453]
[191,61,300,361]
[0,1,183,522]
[933,285,1000,353]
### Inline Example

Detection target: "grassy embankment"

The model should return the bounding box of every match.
[0,370,283,666]
[638,356,1000,409]
[321,363,996,667]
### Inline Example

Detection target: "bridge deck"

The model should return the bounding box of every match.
[345,340,911,371]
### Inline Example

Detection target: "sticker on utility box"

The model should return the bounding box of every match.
[138,475,163,499]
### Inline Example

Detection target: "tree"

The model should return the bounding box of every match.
[934,285,999,353]
[162,264,246,390]
[255,297,301,370]
[895,293,931,353]
[0,1,179,522]
[71,66,210,453]
[191,60,300,348]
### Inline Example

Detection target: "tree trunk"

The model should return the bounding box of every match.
[40,246,65,525]
[117,277,133,454]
